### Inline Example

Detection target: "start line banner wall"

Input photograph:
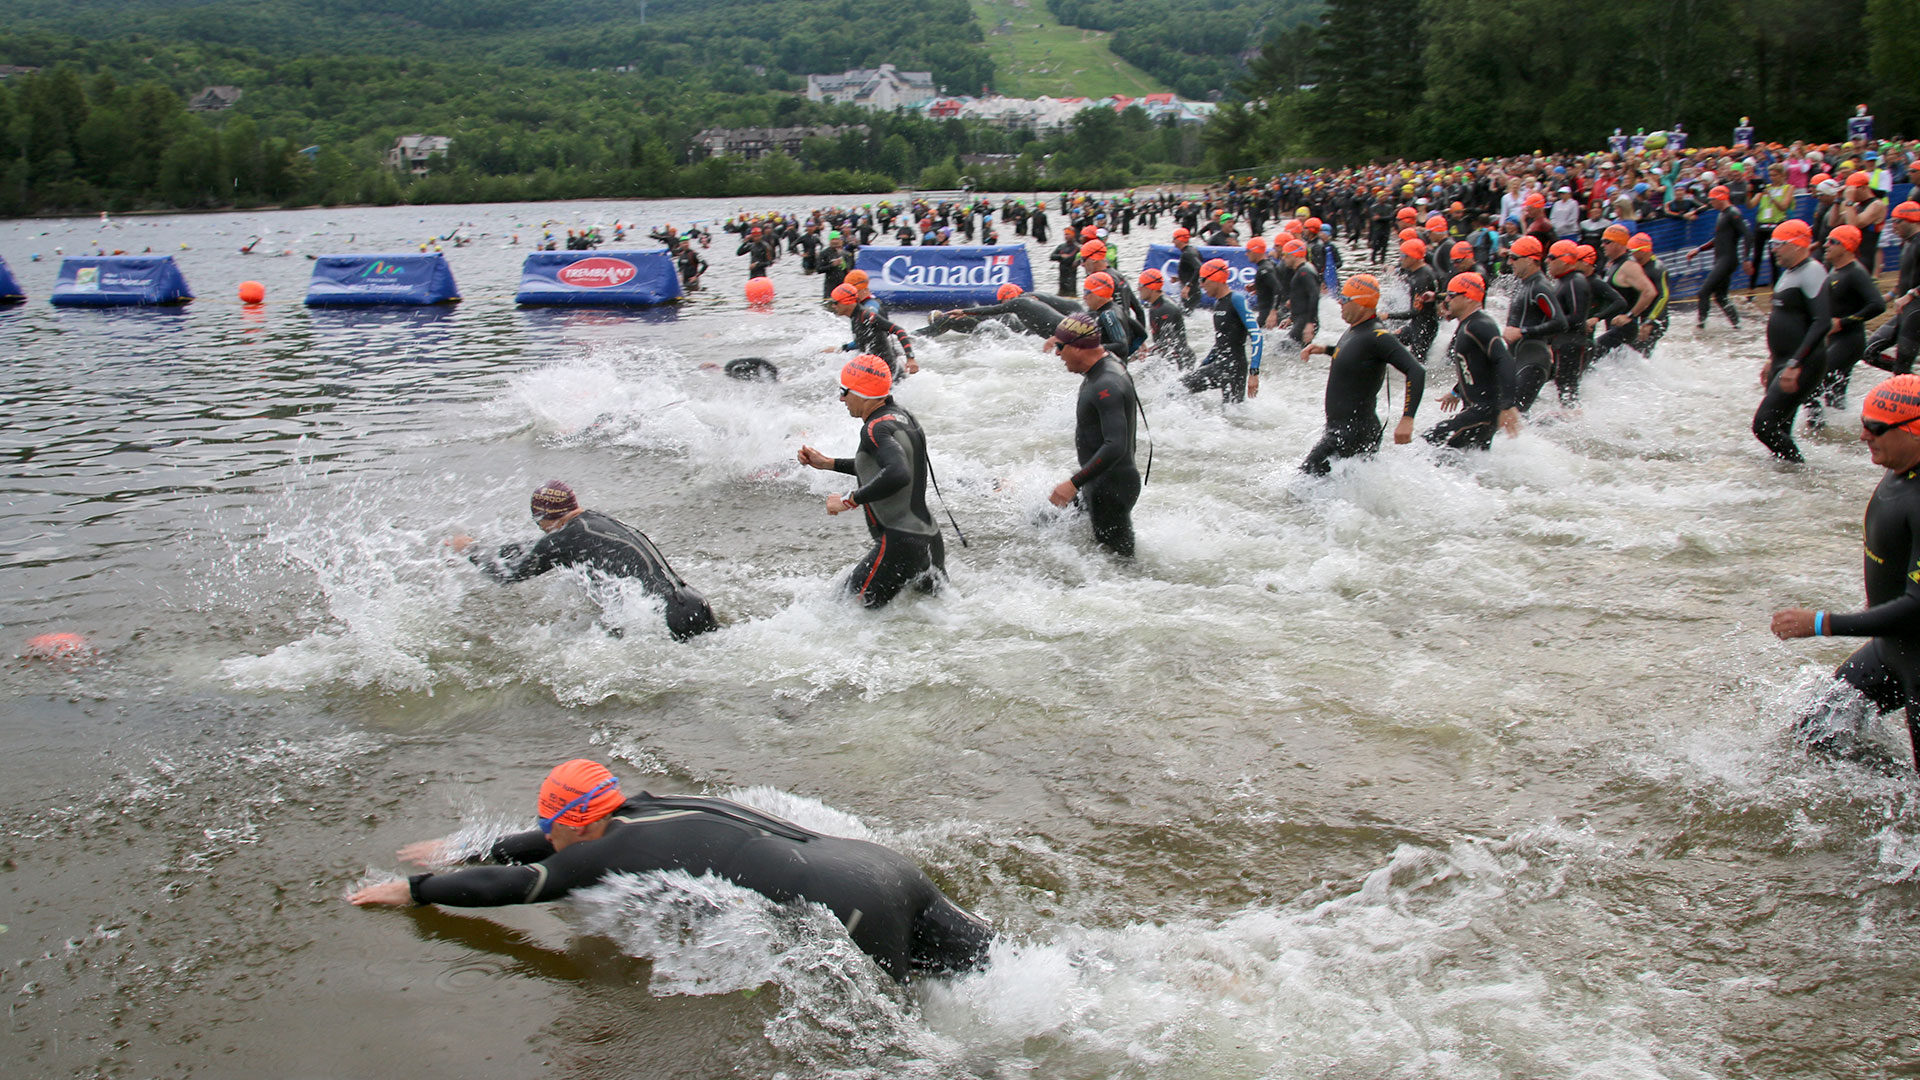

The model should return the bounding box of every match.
[515,250,681,306]
[305,253,461,306]
[1136,244,1256,308]
[1631,182,1911,302]
[854,244,1033,308]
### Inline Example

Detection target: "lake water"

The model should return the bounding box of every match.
[2,198,1916,1079]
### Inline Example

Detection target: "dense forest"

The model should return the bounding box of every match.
[1210,0,1920,168]
[1046,0,1321,101]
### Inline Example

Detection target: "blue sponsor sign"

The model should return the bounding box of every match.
[1138,244,1257,307]
[0,254,22,302]
[855,244,1034,308]
[515,250,681,306]
[305,253,460,306]
[49,255,193,307]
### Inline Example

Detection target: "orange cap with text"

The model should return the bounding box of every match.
[1447,272,1486,302]
[1341,274,1381,307]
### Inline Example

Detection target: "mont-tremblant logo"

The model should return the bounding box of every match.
[357,260,407,278]
[556,257,638,289]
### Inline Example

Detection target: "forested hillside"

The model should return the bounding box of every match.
[1047,0,1322,100]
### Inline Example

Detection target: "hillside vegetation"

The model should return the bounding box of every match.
[970,0,1169,99]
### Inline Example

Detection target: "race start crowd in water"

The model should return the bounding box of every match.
[348,115,1920,986]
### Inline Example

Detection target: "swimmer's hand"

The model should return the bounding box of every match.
[1498,408,1521,437]
[797,445,834,470]
[905,357,920,374]
[397,839,449,865]
[1437,392,1461,413]
[1778,365,1801,394]
[1771,608,1817,640]
[826,493,855,515]
[1501,326,1523,345]
[1393,416,1414,444]
[348,880,412,907]
[445,535,474,553]
[1049,480,1077,507]
[1247,372,1260,398]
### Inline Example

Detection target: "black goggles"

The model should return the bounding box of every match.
[1863,416,1919,437]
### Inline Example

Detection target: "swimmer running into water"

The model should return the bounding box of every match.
[348,759,993,982]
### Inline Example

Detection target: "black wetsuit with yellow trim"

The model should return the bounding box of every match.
[408,794,993,981]
[1594,255,1655,357]
[1633,256,1672,355]
[474,510,717,640]
[1793,461,1920,770]
[1425,309,1517,451]
[1301,316,1425,475]
[831,399,945,608]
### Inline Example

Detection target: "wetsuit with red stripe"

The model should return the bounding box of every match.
[831,400,945,607]
[844,308,915,378]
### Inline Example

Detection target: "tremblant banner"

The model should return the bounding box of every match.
[1137,245,1254,308]
[48,256,194,307]
[514,250,682,306]
[0,254,23,303]
[855,244,1034,308]
[305,254,461,306]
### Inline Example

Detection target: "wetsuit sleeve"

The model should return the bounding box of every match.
[485,829,556,864]
[1518,285,1568,340]
[959,301,1017,318]
[1069,374,1133,488]
[878,316,915,363]
[1829,503,1920,637]
[1379,332,1425,418]
[1789,278,1832,365]
[1588,277,1627,323]
[829,457,857,476]
[409,835,615,907]
[1844,267,1887,326]
[847,417,909,507]
[473,533,563,584]
[1238,294,1264,374]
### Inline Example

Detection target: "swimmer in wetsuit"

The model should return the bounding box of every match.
[1181,258,1264,403]
[919,283,1080,339]
[1136,268,1196,369]
[1425,272,1521,450]
[1046,312,1142,557]
[1811,225,1887,424]
[1547,240,1594,406]
[1771,376,1920,771]
[1172,227,1204,311]
[450,481,719,641]
[1752,220,1830,462]
[1383,238,1441,362]
[1692,186,1755,328]
[1501,235,1569,412]
[348,759,993,982]
[829,284,917,378]
[1082,272,1145,361]
[1592,225,1659,359]
[797,355,947,608]
[1866,201,1920,374]
[1298,274,1425,475]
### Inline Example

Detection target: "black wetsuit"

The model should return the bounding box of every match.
[1792,465,1920,770]
[1181,290,1263,403]
[1550,269,1592,406]
[1752,257,1831,462]
[1143,294,1196,369]
[737,237,774,279]
[1425,309,1517,450]
[1052,240,1079,296]
[1635,257,1672,355]
[407,794,992,981]
[1390,263,1441,361]
[1505,270,1569,411]
[1869,232,1920,373]
[832,401,945,608]
[1284,264,1322,346]
[1301,316,1425,475]
[474,510,718,640]
[919,295,1074,339]
[1250,259,1283,326]
[675,247,707,290]
[1697,204,1754,326]
[1072,354,1142,557]
[820,247,856,299]
[844,308,916,378]
[1176,244,1204,311]
[1089,301,1144,361]
[1813,258,1888,420]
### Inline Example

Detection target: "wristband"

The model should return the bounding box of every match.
[1814,611,1826,636]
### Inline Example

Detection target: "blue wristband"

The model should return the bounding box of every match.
[1814,611,1826,636]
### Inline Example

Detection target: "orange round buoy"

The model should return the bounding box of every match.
[24,632,91,660]
[238,280,266,304]
[744,277,775,304]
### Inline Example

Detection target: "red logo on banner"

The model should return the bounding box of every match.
[557,257,638,288]
[989,254,1013,266]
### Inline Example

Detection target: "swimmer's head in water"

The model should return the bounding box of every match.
[538,760,622,835]
[531,480,578,521]
[839,354,893,399]
[997,283,1023,301]
[1863,375,1920,434]
[1049,312,1103,350]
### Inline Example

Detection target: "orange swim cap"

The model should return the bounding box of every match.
[1425,216,1448,234]
[1172,227,1191,241]
[1396,206,1417,222]
[831,283,859,304]
[839,353,893,398]
[1280,239,1307,257]
[1399,238,1427,259]
[1447,272,1486,302]
[1399,227,1418,242]
[1708,185,1730,201]
[1827,224,1862,252]
[1847,170,1872,187]
[1895,201,1920,223]
[844,269,869,287]
[1137,268,1164,290]
[1602,224,1632,246]
[1510,235,1545,259]
[1305,217,1322,232]
[1341,274,1381,307]
[1772,220,1813,248]
[1863,374,1920,428]
[1576,244,1598,265]
[1079,239,1107,260]
[1524,192,1546,209]
[1450,241,1475,261]
[1245,237,1268,255]
[1549,239,1579,262]
[1627,232,1654,253]
[537,760,623,833]
[1083,271,1115,298]
[997,282,1024,301]
[1199,258,1231,282]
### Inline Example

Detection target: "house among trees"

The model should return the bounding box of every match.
[0,65,41,80]
[384,134,453,174]
[805,64,937,111]
[187,86,243,112]
[690,124,868,161]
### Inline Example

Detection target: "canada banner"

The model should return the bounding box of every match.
[515,250,681,306]
[1137,245,1256,308]
[854,244,1034,308]
[305,254,461,306]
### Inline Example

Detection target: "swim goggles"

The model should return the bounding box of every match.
[539,777,619,836]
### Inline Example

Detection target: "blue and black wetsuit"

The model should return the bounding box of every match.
[831,401,945,608]
[1181,289,1263,403]
[474,510,718,640]
[408,793,993,982]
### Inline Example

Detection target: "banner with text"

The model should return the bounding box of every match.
[305,254,461,306]
[1136,245,1255,308]
[49,256,193,307]
[515,250,682,306]
[855,244,1034,308]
